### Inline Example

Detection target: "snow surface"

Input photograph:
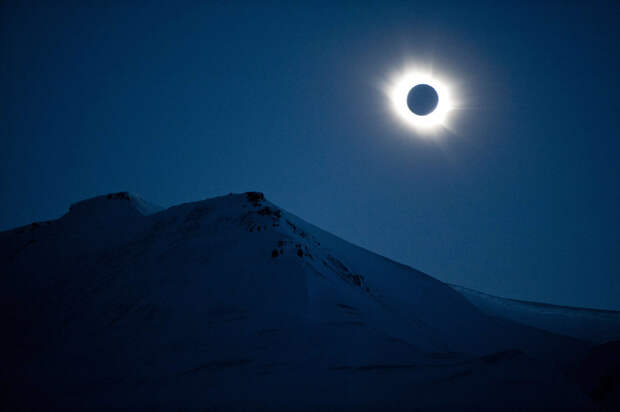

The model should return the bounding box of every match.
[0,192,610,410]
[450,284,620,344]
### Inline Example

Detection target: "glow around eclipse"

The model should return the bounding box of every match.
[385,68,456,134]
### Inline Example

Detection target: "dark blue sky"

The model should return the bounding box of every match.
[2,1,619,309]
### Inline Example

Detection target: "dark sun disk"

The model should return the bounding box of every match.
[407,84,439,116]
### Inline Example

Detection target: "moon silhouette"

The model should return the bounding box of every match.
[407,84,439,116]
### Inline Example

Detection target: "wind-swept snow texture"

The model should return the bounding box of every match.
[0,192,611,410]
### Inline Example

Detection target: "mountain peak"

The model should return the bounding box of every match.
[67,192,163,219]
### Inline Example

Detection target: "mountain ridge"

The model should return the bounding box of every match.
[450,283,620,344]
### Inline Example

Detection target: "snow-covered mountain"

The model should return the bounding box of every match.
[1,192,617,410]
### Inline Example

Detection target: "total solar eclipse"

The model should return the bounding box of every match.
[407,84,439,116]
[385,68,455,133]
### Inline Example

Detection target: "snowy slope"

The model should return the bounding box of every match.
[0,192,602,410]
[450,284,620,344]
